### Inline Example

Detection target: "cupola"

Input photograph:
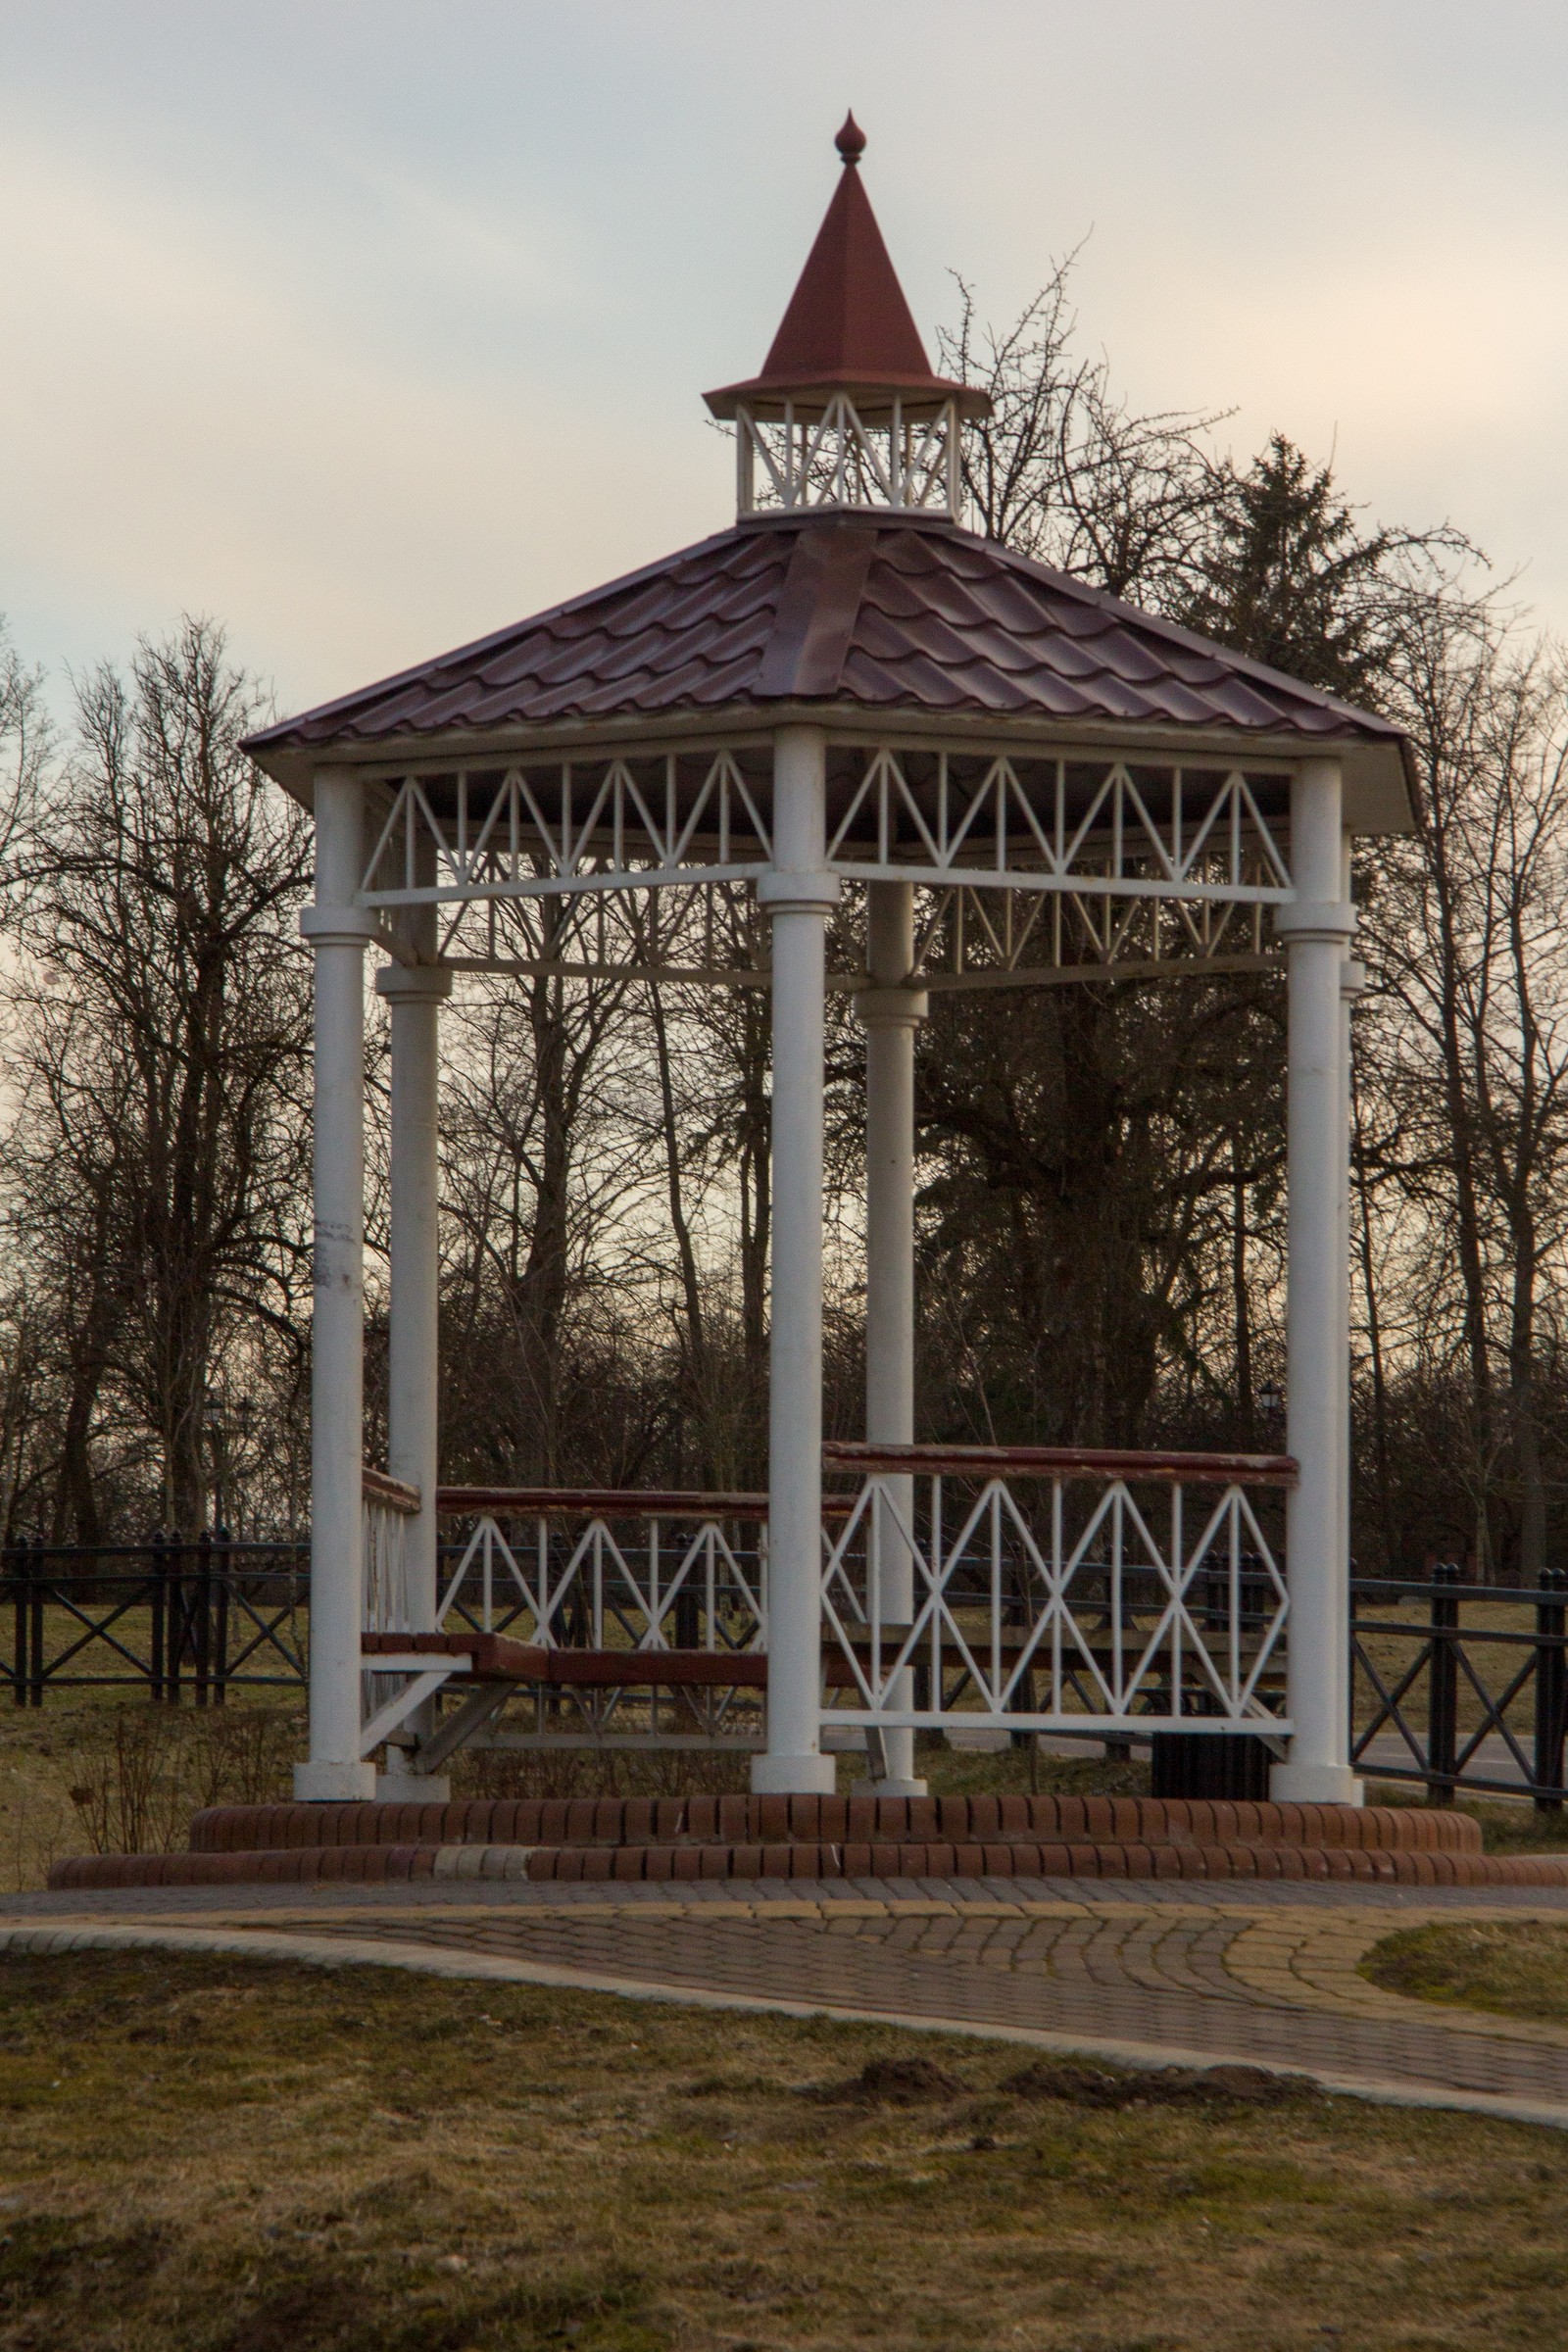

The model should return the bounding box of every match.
[704,115,990,519]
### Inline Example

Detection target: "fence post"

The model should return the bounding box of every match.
[1428,1560,1460,1807]
[194,1528,213,1708]
[149,1532,167,1702]
[168,1532,185,1704]
[1535,1566,1567,1814]
[7,1534,23,1709]
[26,1536,45,1707]
[212,1524,231,1707]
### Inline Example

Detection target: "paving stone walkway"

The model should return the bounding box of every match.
[8,1877,1568,2127]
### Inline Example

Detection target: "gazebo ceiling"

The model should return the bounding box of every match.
[246,511,1414,831]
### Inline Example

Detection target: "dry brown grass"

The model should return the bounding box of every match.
[1,1948,1566,2349]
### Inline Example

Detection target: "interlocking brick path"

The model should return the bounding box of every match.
[11,1879,1568,2123]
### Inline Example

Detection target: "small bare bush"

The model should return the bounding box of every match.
[451,1743,751,1804]
[62,1705,300,1854]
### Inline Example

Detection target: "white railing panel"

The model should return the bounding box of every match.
[432,1494,768,1655]
[819,1446,1295,1737]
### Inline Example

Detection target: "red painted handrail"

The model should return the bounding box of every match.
[363,1467,421,1514]
[419,1446,1297,1524]
[435,1486,772,1520]
[822,1441,1298,1488]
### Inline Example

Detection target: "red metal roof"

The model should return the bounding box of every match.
[245,513,1408,778]
[704,116,983,420]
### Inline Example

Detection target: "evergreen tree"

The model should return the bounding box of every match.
[1184,433,1396,700]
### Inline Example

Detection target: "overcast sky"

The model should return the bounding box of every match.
[3,0,1566,721]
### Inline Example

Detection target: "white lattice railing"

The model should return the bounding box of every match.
[361,1454,1295,1745]
[818,1443,1296,1737]
[433,1488,769,1653]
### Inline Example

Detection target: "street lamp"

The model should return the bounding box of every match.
[202,1388,227,1534]
[230,1398,256,1537]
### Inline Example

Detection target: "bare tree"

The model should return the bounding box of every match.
[436,897,655,1486]
[5,619,313,1534]
[1362,601,1568,1578]
[940,257,1228,604]
[0,617,51,875]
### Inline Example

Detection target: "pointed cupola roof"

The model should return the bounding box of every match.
[706,116,989,421]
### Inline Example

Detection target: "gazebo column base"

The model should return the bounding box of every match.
[751,1753,837,1797]
[1271,1761,1363,1806]
[375,1767,452,1804]
[293,1759,377,1803]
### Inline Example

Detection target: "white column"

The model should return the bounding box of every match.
[858,881,927,1796]
[754,725,838,1796]
[296,772,377,1802]
[1272,759,1360,1806]
[1339,926,1366,1765]
[377,958,451,1629]
[372,954,452,1802]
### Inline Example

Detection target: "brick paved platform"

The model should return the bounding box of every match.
[57,1788,1568,1893]
[12,1879,1568,2130]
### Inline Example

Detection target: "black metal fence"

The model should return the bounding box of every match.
[1350,1566,1568,1811]
[5,1535,308,1706]
[8,1542,1568,1811]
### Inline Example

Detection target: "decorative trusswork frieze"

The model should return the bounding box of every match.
[361,751,775,909]
[825,751,1292,901]
[357,745,1296,986]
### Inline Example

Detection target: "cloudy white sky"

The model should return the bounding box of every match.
[3,0,1566,720]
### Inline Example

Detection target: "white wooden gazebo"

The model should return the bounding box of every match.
[245,119,1411,1812]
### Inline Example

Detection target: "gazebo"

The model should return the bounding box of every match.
[245,118,1411,1814]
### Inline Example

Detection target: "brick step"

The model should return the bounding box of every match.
[528,1838,1568,1888]
[50,1845,532,1890]
[49,1834,1568,1893]
[188,1793,1482,1858]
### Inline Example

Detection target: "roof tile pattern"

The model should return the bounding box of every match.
[246,515,1401,757]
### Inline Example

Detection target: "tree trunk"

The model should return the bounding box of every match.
[1231,1130,1253,1447]
[647,981,713,1484]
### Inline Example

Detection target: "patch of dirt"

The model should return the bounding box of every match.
[1003,2058,1316,2110]
[838,2056,969,2105]
[0,2215,168,2320]
[215,2273,368,2352]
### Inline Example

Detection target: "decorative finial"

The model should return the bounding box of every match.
[835,111,865,167]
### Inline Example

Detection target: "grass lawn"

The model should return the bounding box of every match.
[1363,1919,1568,2028]
[1,1950,1567,2350]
